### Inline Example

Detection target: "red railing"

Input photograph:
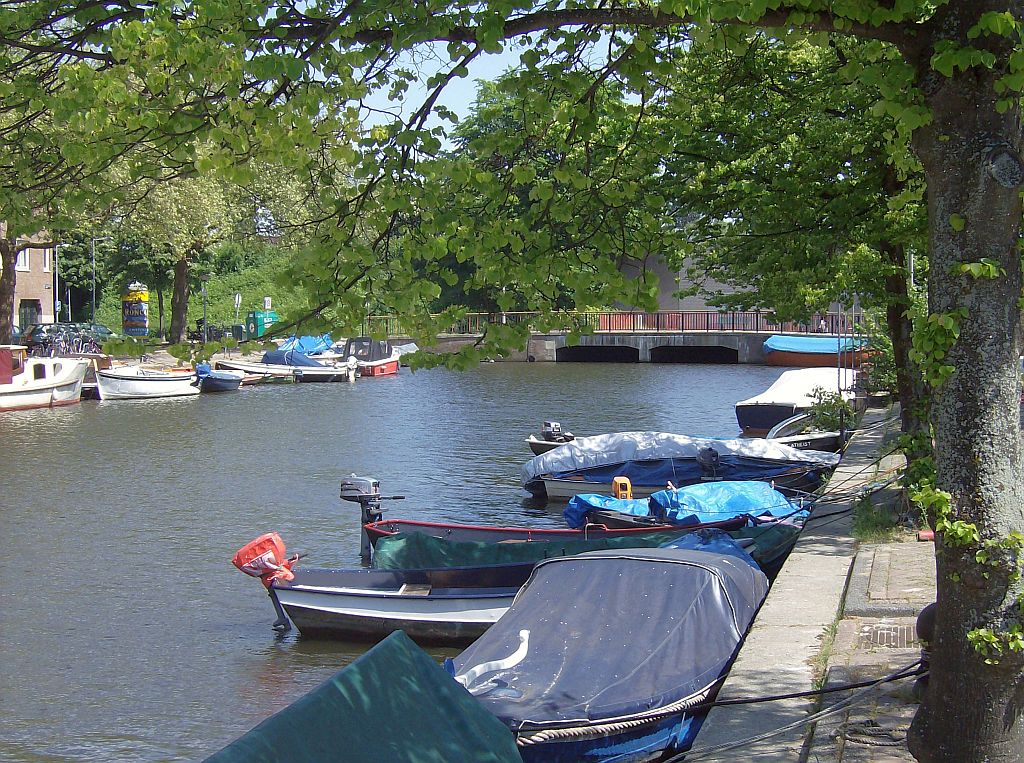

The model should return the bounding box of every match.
[367,311,849,337]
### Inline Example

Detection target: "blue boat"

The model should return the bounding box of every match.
[564,479,800,530]
[196,363,244,392]
[448,545,769,762]
[762,333,869,367]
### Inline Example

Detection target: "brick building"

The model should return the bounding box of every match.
[1,223,59,329]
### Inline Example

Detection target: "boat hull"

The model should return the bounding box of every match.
[0,356,89,412]
[364,517,734,547]
[96,367,200,399]
[359,359,399,376]
[734,402,801,437]
[272,564,532,645]
[215,358,354,382]
[764,348,871,367]
[199,370,244,392]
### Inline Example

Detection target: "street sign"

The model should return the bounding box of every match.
[234,293,242,310]
[263,296,272,310]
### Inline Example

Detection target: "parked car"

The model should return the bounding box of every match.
[74,323,119,344]
[21,323,76,351]
[12,325,21,342]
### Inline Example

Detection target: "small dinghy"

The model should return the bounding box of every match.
[95,365,199,400]
[524,420,576,455]
[196,363,244,392]
[233,532,535,645]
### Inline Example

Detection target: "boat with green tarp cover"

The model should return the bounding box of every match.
[370,521,803,580]
[204,630,522,763]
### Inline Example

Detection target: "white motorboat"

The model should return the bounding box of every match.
[216,349,358,382]
[735,367,857,436]
[522,430,840,501]
[95,365,200,400]
[0,345,90,412]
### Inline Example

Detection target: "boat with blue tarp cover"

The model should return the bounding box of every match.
[215,349,358,382]
[564,479,800,529]
[522,430,839,501]
[763,333,869,367]
[278,333,334,355]
[204,630,523,763]
[448,544,769,762]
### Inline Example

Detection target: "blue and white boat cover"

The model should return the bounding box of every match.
[260,349,327,367]
[564,479,798,529]
[451,548,768,739]
[278,334,333,354]
[763,334,866,355]
[522,431,839,485]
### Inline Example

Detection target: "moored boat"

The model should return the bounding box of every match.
[735,367,857,436]
[362,514,746,548]
[95,365,200,400]
[233,532,535,645]
[340,336,400,376]
[524,420,577,455]
[521,430,840,500]
[0,345,90,412]
[763,333,870,367]
[449,545,769,762]
[196,364,245,392]
[215,349,357,382]
[564,479,803,530]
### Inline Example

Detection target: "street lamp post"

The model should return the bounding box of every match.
[200,274,210,343]
[53,243,68,322]
[90,236,111,323]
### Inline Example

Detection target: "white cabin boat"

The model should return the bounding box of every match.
[95,365,200,400]
[0,345,90,412]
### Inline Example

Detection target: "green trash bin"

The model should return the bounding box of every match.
[229,324,245,341]
[245,310,279,339]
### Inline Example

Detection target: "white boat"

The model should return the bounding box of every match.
[522,430,840,501]
[735,367,857,436]
[216,349,358,382]
[0,345,90,412]
[95,365,200,400]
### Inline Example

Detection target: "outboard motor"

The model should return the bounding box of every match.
[340,475,405,561]
[697,446,722,480]
[542,420,573,443]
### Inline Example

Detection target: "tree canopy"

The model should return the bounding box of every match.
[1,3,1023,761]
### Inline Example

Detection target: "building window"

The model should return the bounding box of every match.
[15,250,29,271]
[43,248,50,273]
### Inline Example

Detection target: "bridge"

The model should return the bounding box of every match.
[369,310,857,364]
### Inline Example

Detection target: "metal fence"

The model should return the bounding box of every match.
[366,311,849,337]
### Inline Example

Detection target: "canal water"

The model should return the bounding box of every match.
[1,361,787,761]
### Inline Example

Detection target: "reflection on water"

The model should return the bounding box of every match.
[0,361,785,761]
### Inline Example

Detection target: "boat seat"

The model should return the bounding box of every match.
[398,583,431,596]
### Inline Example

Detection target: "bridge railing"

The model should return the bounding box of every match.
[366,311,845,337]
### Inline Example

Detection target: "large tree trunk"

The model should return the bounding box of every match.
[905,5,1024,761]
[168,258,190,344]
[0,237,16,344]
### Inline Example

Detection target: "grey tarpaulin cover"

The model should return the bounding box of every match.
[452,548,768,733]
[205,630,522,763]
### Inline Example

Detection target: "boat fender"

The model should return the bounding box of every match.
[232,532,297,588]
